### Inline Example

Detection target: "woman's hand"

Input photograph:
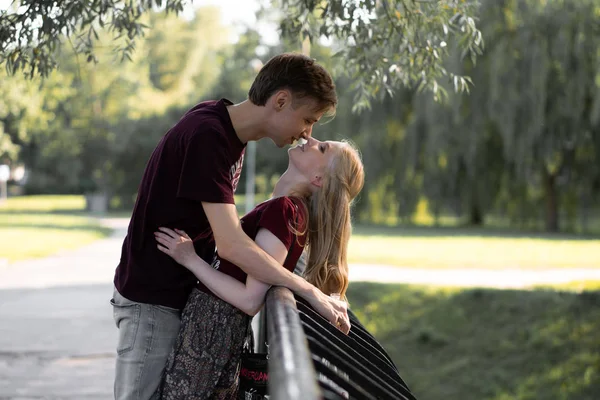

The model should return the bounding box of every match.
[154,227,197,268]
[306,286,351,334]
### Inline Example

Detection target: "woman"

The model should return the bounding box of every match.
[154,136,364,399]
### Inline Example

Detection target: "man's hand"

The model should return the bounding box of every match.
[305,287,351,334]
[154,228,198,268]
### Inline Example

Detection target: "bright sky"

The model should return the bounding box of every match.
[192,0,263,23]
[186,0,279,45]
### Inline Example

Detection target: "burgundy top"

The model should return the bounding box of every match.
[197,196,307,296]
[114,99,245,309]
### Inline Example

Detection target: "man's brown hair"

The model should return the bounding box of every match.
[248,53,337,114]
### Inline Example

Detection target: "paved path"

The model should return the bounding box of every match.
[0,219,127,399]
[1,218,599,399]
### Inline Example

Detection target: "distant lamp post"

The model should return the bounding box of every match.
[245,58,264,215]
[0,165,9,202]
[245,141,256,214]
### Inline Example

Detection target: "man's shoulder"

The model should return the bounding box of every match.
[170,99,236,144]
[185,99,222,118]
[177,101,227,131]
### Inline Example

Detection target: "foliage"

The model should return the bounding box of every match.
[470,0,599,232]
[346,0,600,232]
[0,0,187,77]
[1,0,483,108]
[1,7,227,200]
[1,1,599,234]
[276,0,483,110]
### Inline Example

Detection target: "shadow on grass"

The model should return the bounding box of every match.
[353,224,600,241]
[347,283,600,400]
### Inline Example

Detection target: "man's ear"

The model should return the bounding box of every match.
[273,90,291,111]
[310,174,323,188]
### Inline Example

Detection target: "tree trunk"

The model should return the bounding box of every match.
[469,192,484,226]
[543,171,559,232]
[469,205,483,226]
[579,189,589,234]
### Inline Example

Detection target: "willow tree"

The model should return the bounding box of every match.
[402,0,512,227]
[481,0,600,232]
[277,0,483,109]
[1,0,482,104]
[365,0,600,230]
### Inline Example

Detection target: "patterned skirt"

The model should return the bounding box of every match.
[158,288,252,400]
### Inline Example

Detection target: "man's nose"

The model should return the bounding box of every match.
[304,125,314,139]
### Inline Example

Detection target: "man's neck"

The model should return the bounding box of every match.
[226,100,266,144]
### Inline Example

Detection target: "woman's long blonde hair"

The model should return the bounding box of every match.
[297,140,364,301]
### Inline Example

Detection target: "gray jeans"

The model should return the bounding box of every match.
[111,287,181,400]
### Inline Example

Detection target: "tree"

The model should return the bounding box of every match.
[276,0,483,110]
[480,0,600,232]
[1,0,482,108]
[0,0,186,77]
[0,71,47,164]
[5,6,228,199]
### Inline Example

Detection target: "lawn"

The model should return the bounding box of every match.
[0,195,112,263]
[237,194,600,269]
[348,225,600,269]
[4,195,599,270]
[347,282,600,400]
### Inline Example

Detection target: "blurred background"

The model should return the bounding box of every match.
[1,0,599,399]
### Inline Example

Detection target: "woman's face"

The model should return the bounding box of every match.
[288,137,345,187]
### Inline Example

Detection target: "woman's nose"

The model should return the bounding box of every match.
[307,136,320,147]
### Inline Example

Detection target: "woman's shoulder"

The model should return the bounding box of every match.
[255,196,302,212]
[254,196,307,231]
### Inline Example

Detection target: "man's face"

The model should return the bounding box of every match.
[267,93,326,148]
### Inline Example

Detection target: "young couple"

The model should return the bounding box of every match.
[111,53,365,399]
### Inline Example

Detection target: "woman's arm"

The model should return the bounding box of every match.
[155,227,288,316]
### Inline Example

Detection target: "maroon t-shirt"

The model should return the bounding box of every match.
[197,196,307,296]
[114,99,245,309]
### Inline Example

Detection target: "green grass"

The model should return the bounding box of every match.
[241,195,600,269]
[347,282,600,400]
[348,225,600,269]
[5,195,599,270]
[0,194,88,212]
[532,280,600,292]
[0,195,112,263]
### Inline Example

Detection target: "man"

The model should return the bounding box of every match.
[111,53,350,399]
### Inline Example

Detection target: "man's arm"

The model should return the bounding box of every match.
[202,202,350,334]
[203,202,306,290]
[155,227,284,317]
